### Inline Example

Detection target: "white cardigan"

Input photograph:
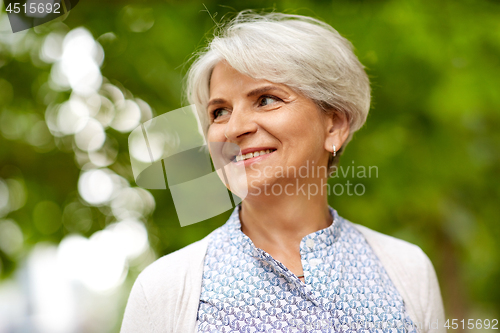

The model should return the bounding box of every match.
[121,223,446,333]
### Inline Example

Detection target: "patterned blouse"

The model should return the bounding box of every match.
[196,205,416,333]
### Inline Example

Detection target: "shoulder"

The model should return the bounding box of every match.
[349,221,446,333]
[349,221,431,301]
[351,222,426,263]
[135,234,211,293]
[349,221,432,289]
[121,233,212,333]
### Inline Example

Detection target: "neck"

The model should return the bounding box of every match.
[239,188,332,253]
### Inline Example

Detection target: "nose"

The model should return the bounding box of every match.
[224,104,258,141]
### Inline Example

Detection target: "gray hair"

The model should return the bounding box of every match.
[185,10,370,169]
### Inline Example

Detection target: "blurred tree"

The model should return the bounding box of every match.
[0,0,499,330]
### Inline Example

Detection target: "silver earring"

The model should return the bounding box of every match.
[332,144,336,157]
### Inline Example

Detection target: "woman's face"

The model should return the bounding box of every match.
[207,61,344,198]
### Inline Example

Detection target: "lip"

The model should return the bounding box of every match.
[232,148,276,167]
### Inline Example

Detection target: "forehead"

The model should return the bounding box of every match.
[209,61,269,97]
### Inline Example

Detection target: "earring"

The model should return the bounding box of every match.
[332,144,336,157]
[225,132,229,139]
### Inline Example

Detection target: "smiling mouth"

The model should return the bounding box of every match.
[233,149,276,162]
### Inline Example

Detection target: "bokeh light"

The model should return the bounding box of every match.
[110,99,141,133]
[56,99,90,135]
[78,169,117,205]
[28,244,76,333]
[53,28,103,95]
[40,31,65,63]
[0,180,9,216]
[0,7,161,333]
[57,219,148,292]
[74,118,106,152]
[0,219,24,256]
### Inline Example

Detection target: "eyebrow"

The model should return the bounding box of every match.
[207,85,289,108]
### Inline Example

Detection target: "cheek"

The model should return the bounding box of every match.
[285,113,326,155]
[264,108,303,134]
[267,107,323,140]
[207,125,224,141]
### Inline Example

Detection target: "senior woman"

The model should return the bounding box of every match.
[121,11,445,333]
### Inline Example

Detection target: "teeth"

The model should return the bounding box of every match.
[235,149,275,162]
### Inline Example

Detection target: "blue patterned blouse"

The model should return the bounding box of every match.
[196,205,416,333]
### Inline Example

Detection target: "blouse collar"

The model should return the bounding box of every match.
[224,204,342,258]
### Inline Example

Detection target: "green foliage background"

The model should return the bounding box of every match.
[1,0,499,328]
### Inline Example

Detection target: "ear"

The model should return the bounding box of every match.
[324,111,350,153]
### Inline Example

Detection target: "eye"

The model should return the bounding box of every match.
[213,109,230,119]
[259,95,281,107]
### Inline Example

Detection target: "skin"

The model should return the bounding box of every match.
[207,61,350,281]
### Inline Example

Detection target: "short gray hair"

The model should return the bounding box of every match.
[185,10,370,169]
